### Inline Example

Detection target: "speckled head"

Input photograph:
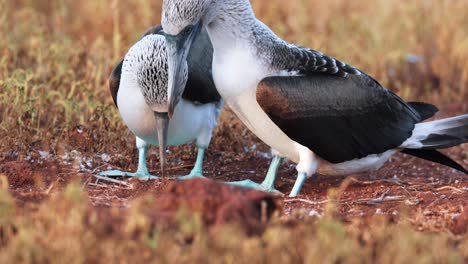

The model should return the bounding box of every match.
[121,34,188,112]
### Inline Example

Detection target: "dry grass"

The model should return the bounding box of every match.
[0,0,467,262]
[0,178,467,263]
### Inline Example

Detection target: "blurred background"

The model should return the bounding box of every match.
[0,0,467,163]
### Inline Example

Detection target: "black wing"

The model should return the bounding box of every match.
[109,60,123,108]
[182,29,221,104]
[256,73,424,163]
[270,41,361,78]
[406,102,438,121]
[288,47,361,77]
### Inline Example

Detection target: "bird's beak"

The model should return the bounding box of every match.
[164,21,202,118]
[154,112,169,177]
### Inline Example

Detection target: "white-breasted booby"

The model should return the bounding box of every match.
[160,0,468,196]
[99,25,223,179]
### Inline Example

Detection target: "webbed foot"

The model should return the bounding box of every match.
[177,170,206,180]
[177,147,207,180]
[98,169,159,180]
[226,179,283,195]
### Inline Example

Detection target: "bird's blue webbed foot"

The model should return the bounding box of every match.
[177,147,207,180]
[225,179,282,195]
[97,169,159,180]
[98,145,159,180]
[226,155,283,194]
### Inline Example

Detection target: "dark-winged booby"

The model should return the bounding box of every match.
[160,0,468,196]
[99,25,222,179]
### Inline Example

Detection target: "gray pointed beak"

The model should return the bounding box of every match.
[164,21,202,118]
[154,112,169,177]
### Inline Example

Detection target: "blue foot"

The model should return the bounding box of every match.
[177,172,205,180]
[177,147,206,180]
[97,143,159,180]
[226,179,283,195]
[98,170,159,180]
[260,155,283,192]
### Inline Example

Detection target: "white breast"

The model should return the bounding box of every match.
[211,44,302,162]
[117,78,157,142]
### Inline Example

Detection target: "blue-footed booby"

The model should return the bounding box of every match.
[161,0,468,196]
[99,25,223,179]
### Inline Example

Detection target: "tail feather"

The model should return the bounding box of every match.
[401,149,467,174]
[401,113,468,173]
[418,114,468,149]
[403,114,468,149]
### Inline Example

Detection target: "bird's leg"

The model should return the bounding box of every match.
[289,172,307,197]
[225,155,283,194]
[132,146,159,179]
[177,147,207,180]
[97,138,158,179]
[288,149,318,196]
[260,155,283,191]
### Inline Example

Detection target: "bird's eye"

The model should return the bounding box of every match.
[181,25,193,36]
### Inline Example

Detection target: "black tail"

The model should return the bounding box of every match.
[401,149,467,174]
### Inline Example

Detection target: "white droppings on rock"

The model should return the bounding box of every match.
[244,144,257,153]
[101,153,111,162]
[256,151,271,159]
[450,213,461,220]
[62,150,82,161]
[39,151,49,159]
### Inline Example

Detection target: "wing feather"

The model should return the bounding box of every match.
[109,60,123,108]
[183,28,220,104]
[283,46,361,77]
[256,73,422,163]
